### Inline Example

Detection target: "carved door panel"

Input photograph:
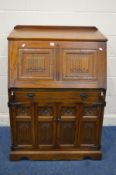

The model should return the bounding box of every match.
[57,103,79,148]
[59,42,106,88]
[78,105,100,147]
[9,41,56,87]
[11,103,34,150]
[37,103,56,149]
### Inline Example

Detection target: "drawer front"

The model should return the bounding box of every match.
[9,89,104,104]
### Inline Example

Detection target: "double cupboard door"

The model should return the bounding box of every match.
[10,101,101,151]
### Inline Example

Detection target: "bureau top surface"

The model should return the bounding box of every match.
[7,25,107,41]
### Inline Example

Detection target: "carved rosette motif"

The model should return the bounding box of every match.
[16,105,31,116]
[83,106,98,116]
[61,106,76,116]
[38,106,53,116]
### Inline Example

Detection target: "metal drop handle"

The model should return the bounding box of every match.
[80,93,88,101]
[27,93,35,99]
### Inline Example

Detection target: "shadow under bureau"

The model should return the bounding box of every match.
[8,25,107,160]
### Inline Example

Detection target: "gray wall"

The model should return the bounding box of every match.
[0,0,116,119]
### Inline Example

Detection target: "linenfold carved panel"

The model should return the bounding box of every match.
[62,49,97,80]
[38,122,53,145]
[79,121,97,145]
[59,122,75,144]
[18,48,54,80]
[16,121,32,145]
[37,104,54,146]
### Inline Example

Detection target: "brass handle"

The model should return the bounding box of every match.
[80,93,88,101]
[27,93,35,99]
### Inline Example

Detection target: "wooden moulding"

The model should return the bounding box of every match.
[8,26,107,161]
[7,25,107,41]
[10,150,102,161]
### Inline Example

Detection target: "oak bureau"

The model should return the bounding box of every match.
[8,25,107,160]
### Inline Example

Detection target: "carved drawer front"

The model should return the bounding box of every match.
[59,41,106,88]
[13,89,103,104]
[78,105,101,148]
[10,103,34,150]
[37,103,56,149]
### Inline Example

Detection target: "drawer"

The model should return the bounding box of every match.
[9,89,104,104]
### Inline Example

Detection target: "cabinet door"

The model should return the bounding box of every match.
[9,41,56,87]
[59,41,106,88]
[57,103,79,148]
[37,103,56,149]
[10,103,34,150]
[78,105,101,148]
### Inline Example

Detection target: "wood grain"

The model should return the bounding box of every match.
[8,26,107,160]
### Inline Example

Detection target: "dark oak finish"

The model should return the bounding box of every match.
[8,26,107,160]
